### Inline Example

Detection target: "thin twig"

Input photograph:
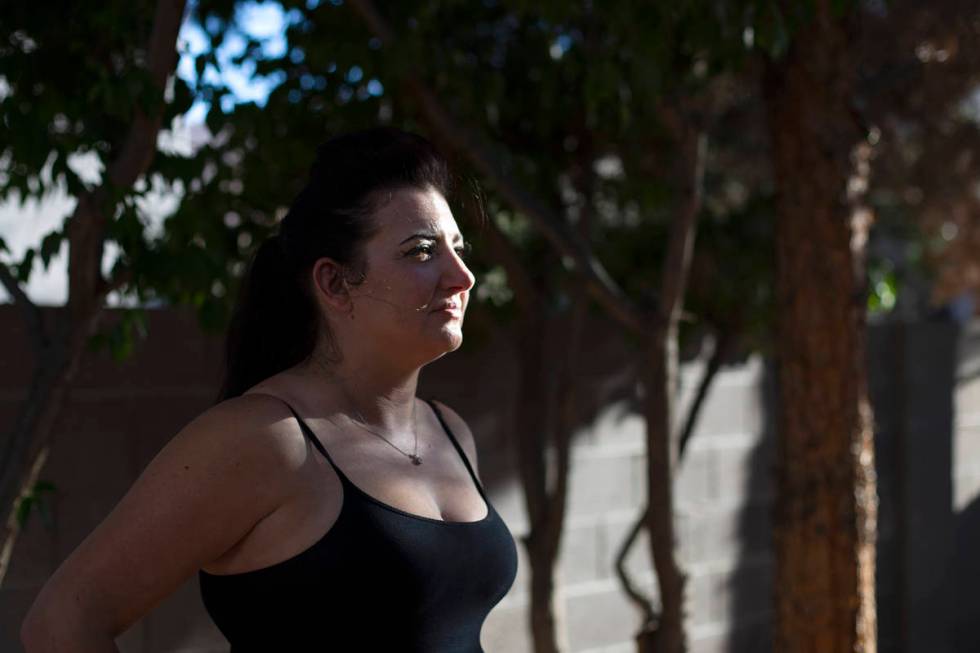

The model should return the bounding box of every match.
[0,261,48,354]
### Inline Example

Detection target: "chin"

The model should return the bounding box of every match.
[441,330,464,352]
[433,327,464,353]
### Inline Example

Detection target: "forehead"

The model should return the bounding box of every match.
[371,186,460,239]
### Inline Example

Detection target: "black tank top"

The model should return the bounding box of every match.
[198,398,519,652]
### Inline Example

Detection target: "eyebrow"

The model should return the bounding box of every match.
[399,231,464,245]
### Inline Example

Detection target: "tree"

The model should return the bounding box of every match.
[0,0,199,586]
[763,2,878,650]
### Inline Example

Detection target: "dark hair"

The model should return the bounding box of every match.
[215,127,451,403]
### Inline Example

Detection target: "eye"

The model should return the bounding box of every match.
[406,243,436,260]
[405,240,473,262]
[454,241,473,260]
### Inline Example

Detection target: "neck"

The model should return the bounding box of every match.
[293,349,421,435]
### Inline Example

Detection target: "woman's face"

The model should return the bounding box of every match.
[337,185,476,364]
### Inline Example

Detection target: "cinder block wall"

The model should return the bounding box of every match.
[952,320,980,653]
[481,353,777,653]
[0,305,777,653]
[3,305,979,653]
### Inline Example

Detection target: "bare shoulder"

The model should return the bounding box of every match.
[427,399,480,476]
[209,392,310,462]
[158,392,311,481]
[21,392,308,640]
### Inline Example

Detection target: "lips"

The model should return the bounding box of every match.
[431,300,462,312]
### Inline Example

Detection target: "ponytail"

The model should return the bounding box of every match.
[214,234,321,403]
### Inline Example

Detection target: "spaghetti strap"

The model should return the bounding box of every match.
[275,399,346,476]
[269,394,483,499]
[424,398,486,497]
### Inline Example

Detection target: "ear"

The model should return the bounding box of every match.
[310,257,354,314]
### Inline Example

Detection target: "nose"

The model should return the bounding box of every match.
[444,246,476,294]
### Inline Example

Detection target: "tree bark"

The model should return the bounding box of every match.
[0,0,186,588]
[470,198,572,653]
[615,326,735,640]
[764,2,878,651]
[514,311,562,653]
[631,112,705,653]
[639,331,686,653]
[512,301,583,653]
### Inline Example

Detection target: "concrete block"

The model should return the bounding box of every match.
[597,515,654,582]
[564,582,645,651]
[482,599,532,653]
[954,469,980,511]
[501,530,531,606]
[630,454,646,505]
[559,522,603,584]
[954,379,980,418]
[680,503,772,568]
[588,403,645,448]
[487,479,529,535]
[954,423,980,508]
[688,629,727,653]
[567,454,636,518]
[574,643,635,653]
[712,441,774,507]
[708,560,773,624]
[675,447,717,508]
[684,567,716,629]
[727,616,772,653]
[679,382,767,443]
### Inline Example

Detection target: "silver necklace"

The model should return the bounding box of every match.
[346,400,422,466]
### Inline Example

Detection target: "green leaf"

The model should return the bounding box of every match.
[13,479,57,529]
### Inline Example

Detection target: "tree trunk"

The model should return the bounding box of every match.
[764,2,878,651]
[524,530,564,653]
[615,326,735,652]
[638,330,687,653]
[515,312,566,653]
[0,307,108,585]
[0,0,186,588]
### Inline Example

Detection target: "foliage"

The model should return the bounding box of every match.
[180,0,793,360]
[0,0,243,351]
[4,0,962,369]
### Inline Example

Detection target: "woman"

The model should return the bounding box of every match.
[21,128,519,652]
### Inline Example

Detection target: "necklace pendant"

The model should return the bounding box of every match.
[410,454,423,465]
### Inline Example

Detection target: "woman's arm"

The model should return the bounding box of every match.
[20,395,305,651]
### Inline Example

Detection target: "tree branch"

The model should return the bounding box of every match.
[347,0,648,335]
[107,0,187,189]
[0,0,187,590]
[0,260,48,354]
[656,127,707,328]
[678,329,735,460]
[68,0,186,316]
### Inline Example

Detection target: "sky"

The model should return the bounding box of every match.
[0,2,289,306]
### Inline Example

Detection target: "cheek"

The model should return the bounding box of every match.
[367,268,439,308]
